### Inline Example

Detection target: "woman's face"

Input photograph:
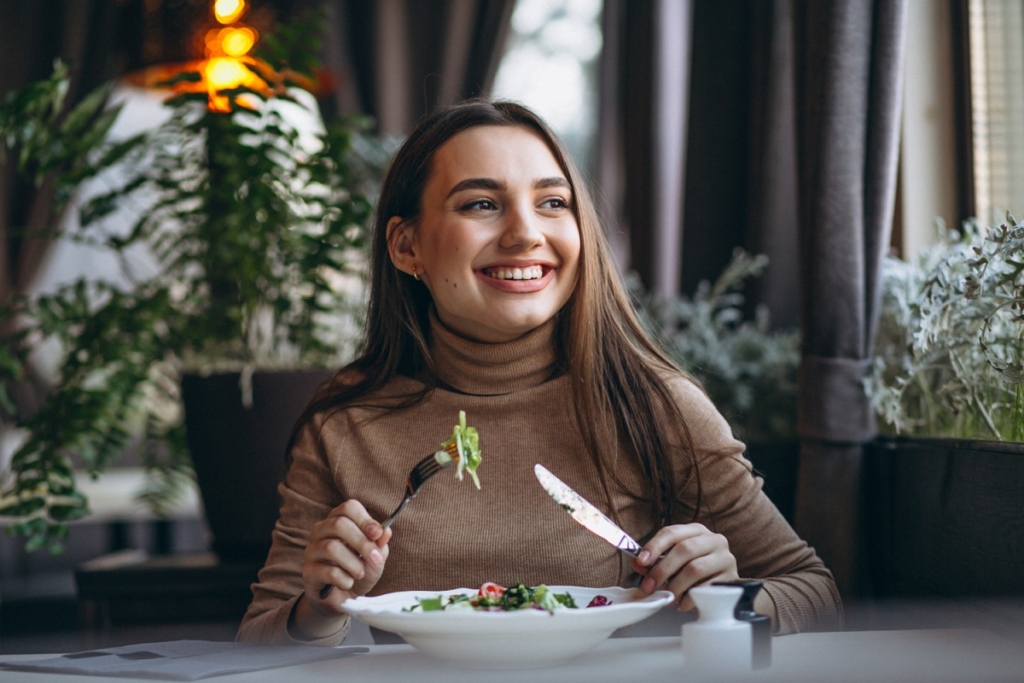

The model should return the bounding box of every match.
[390,125,581,343]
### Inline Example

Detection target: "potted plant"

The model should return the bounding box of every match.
[0,28,387,559]
[866,218,1023,441]
[629,250,801,520]
[863,216,1024,598]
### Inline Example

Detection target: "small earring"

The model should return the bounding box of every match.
[412,264,420,281]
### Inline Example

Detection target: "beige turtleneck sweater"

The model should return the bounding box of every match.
[236,317,842,645]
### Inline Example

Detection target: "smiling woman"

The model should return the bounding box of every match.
[235,99,842,647]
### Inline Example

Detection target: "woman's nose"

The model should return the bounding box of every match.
[499,201,544,249]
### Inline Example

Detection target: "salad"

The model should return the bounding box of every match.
[403,582,612,613]
[434,410,482,488]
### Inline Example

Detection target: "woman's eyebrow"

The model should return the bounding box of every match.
[446,176,570,198]
[447,178,505,198]
[534,177,570,190]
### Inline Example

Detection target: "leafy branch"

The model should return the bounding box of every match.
[1,51,385,552]
[630,250,800,442]
[867,218,1023,441]
[963,214,1024,382]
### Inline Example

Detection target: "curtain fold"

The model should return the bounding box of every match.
[598,0,694,297]
[602,0,796,318]
[792,0,907,597]
[597,0,652,277]
[320,0,515,134]
[745,0,800,330]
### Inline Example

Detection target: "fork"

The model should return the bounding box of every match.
[318,443,460,599]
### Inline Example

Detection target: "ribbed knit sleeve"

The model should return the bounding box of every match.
[667,377,843,634]
[236,415,351,646]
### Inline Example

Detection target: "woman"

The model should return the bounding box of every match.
[236,100,842,645]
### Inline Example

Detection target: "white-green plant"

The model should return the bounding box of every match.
[630,250,800,443]
[867,216,1023,441]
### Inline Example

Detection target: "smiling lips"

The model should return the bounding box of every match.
[484,265,544,281]
[478,264,554,292]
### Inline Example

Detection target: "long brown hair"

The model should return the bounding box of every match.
[292,99,700,527]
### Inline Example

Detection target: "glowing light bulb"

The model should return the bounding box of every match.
[222,27,256,56]
[214,0,245,24]
[205,57,247,90]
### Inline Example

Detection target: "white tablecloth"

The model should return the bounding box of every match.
[2,629,1022,683]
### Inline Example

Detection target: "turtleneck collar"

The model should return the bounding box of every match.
[428,309,561,396]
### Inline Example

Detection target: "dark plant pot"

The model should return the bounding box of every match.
[864,436,1024,598]
[181,370,333,562]
[744,440,799,524]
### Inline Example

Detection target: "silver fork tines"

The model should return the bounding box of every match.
[318,445,458,600]
[381,455,447,529]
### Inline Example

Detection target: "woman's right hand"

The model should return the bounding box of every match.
[291,500,392,639]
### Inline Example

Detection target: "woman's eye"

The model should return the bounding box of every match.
[462,199,497,211]
[540,197,570,210]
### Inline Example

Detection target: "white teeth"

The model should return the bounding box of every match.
[487,265,543,281]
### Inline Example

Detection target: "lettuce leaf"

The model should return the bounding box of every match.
[436,410,482,489]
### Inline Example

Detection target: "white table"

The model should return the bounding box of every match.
[1,629,1022,683]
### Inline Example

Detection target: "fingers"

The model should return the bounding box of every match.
[302,500,392,611]
[631,523,739,610]
[320,499,392,547]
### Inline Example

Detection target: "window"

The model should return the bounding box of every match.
[967,0,1024,225]
[490,0,603,174]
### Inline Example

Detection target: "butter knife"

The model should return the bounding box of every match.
[534,463,643,557]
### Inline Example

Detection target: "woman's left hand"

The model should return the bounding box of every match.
[631,523,739,611]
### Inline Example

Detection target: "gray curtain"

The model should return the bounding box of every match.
[320,0,515,134]
[598,0,693,297]
[600,0,798,324]
[792,0,907,597]
[746,0,800,330]
[596,0,653,276]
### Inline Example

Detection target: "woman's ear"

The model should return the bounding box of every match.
[386,216,417,276]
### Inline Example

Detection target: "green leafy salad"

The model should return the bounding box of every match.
[403,582,611,613]
[434,410,482,488]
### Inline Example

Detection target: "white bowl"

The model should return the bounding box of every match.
[341,585,675,669]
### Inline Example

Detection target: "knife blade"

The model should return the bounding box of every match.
[534,463,643,557]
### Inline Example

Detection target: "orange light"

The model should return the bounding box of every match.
[204,26,257,57]
[201,0,260,112]
[124,0,268,111]
[204,28,224,54]
[202,56,266,111]
[221,27,257,56]
[205,57,248,90]
[214,0,245,24]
